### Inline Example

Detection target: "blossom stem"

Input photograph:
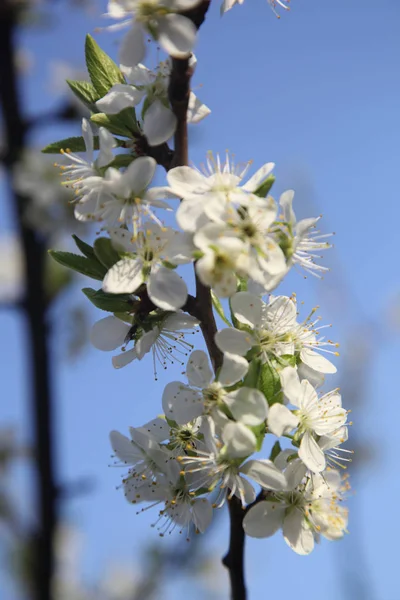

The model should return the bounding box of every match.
[223,496,247,600]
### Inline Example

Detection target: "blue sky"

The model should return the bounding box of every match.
[1,0,400,598]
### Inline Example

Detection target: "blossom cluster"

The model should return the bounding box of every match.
[46,0,351,557]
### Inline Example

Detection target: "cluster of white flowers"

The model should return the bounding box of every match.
[48,0,351,559]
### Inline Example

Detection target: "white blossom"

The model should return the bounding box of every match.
[102,223,192,310]
[162,349,267,425]
[90,312,199,375]
[215,292,339,378]
[278,190,333,277]
[56,118,116,222]
[97,59,210,146]
[167,152,275,233]
[179,419,286,507]
[243,469,349,555]
[89,156,174,230]
[221,0,290,18]
[105,0,199,68]
[280,366,347,472]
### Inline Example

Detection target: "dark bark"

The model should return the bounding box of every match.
[167,3,246,598]
[0,5,57,600]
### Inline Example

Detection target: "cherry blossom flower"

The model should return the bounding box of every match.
[243,469,348,555]
[102,223,192,310]
[105,0,199,68]
[90,312,199,374]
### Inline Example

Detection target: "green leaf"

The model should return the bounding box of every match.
[66,79,100,111]
[72,235,96,259]
[259,362,282,406]
[82,288,134,313]
[250,422,267,452]
[243,358,262,389]
[42,136,100,154]
[90,111,138,137]
[275,354,297,369]
[211,291,231,327]
[49,250,106,281]
[269,441,282,462]
[85,34,125,97]
[93,238,121,270]
[253,174,276,198]
[108,153,136,169]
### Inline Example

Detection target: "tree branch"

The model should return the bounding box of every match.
[166,3,246,599]
[0,6,57,600]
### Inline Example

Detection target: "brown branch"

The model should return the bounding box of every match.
[0,5,57,600]
[166,3,246,599]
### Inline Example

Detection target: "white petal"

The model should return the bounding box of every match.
[119,23,146,69]
[102,258,144,294]
[81,118,93,161]
[280,366,302,407]
[240,459,287,491]
[215,328,254,356]
[192,498,213,533]
[176,198,210,232]
[157,13,197,58]
[284,459,307,490]
[90,315,130,351]
[122,156,156,194]
[165,231,195,265]
[279,190,296,224]
[222,422,256,458]
[138,417,170,443]
[242,162,275,193]
[186,350,214,388]
[143,100,177,146]
[109,430,141,463]
[162,381,203,424]
[267,404,299,437]
[230,292,263,328]
[167,166,210,197]
[134,329,158,359]
[225,387,268,426]
[112,348,138,368]
[96,84,144,114]
[218,352,249,386]
[163,312,199,331]
[147,266,187,310]
[187,92,211,124]
[299,431,326,472]
[283,509,314,555]
[300,348,337,374]
[97,128,116,167]
[243,501,285,538]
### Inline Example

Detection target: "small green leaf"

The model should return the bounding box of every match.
[269,441,282,462]
[66,79,100,111]
[72,235,96,259]
[42,136,100,154]
[49,250,106,281]
[243,358,262,389]
[275,354,297,369]
[85,34,125,97]
[253,174,276,198]
[250,422,267,452]
[108,153,136,169]
[211,291,231,326]
[93,238,121,269]
[90,111,137,137]
[259,362,282,406]
[82,288,134,313]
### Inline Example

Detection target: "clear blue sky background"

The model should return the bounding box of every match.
[1,0,400,598]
